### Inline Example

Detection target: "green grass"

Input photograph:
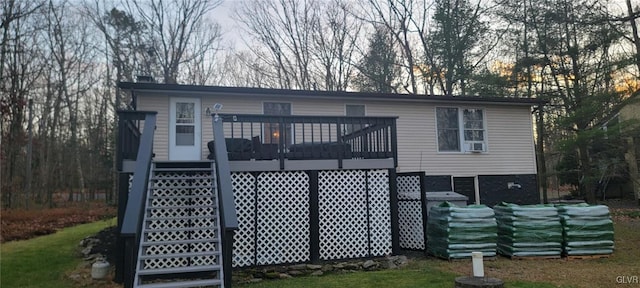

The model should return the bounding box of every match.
[0,218,116,288]
[236,260,556,288]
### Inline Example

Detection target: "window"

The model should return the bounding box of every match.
[175,102,195,146]
[346,104,365,116]
[345,104,365,134]
[263,102,291,144]
[436,108,460,151]
[436,107,486,152]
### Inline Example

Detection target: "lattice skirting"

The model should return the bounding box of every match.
[231,169,392,267]
[142,171,219,269]
[397,174,426,250]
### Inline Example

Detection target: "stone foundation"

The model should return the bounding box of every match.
[233,255,409,284]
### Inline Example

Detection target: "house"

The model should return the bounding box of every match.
[620,103,640,203]
[114,82,542,288]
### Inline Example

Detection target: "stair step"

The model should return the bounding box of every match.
[142,238,219,247]
[138,278,222,288]
[148,195,217,201]
[151,176,213,181]
[140,251,220,260]
[147,215,217,221]
[153,167,212,172]
[147,205,217,211]
[154,161,212,169]
[145,227,219,233]
[150,185,215,190]
[137,264,221,276]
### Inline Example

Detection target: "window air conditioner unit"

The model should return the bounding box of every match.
[465,142,485,153]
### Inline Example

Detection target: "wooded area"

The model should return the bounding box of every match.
[1,0,639,209]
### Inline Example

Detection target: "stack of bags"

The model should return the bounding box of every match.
[556,204,614,256]
[494,203,563,257]
[427,202,497,259]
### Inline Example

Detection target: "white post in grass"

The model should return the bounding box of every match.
[472,251,484,278]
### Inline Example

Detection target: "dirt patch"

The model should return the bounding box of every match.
[0,202,116,243]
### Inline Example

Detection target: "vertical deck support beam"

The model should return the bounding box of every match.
[308,170,320,263]
[418,172,429,256]
[389,168,400,255]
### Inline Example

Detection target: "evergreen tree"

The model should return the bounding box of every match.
[354,27,399,93]
[429,0,487,95]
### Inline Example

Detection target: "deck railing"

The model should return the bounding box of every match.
[116,111,144,171]
[215,114,398,169]
[116,111,157,288]
[211,113,239,287]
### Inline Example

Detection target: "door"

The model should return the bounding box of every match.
[453,177,476,204]
[169,97,201,160]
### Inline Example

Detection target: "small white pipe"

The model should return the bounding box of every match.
[472,251,484,277]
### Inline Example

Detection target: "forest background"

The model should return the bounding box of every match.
[1,0,639,210]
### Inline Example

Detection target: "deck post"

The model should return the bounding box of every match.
[389,168,400,255]
[418,172,429,256]
[308,170,320,263]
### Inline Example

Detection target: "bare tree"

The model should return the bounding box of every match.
[46,0,99,202]
[310,0,360,91]
[235,0,318,89]
[130,0,223,84]
[624,0,640,73]
[358,0,423,94]
[0,0,45,208]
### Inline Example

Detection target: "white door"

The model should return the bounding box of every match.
[169,97,201,160]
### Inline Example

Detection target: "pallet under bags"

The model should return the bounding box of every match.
[426,202,497,259]
[556,204,614,256]
[494,203,563,257]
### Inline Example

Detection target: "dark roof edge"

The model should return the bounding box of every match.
[118,82,545,105]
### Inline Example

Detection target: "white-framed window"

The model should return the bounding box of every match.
[436,107,486,152]
[263,102,292,144]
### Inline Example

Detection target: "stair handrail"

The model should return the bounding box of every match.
[211,112,239,287]
[121,111,157,236]
[119,111,157,288]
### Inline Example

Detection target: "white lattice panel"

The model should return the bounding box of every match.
[142,169,219,269]
[319,170,369,260]
[367,170,392,256]
[256,171,310,265]
[231,172,256,267]
[397,175,421,200]
[152,172,213,197]
[398,201,425,249]
[396,174,426,250]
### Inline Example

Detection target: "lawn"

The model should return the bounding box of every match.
[1,211,638,288]
[237,219,639,288]
[235,259,556,288]
[0,218,116,288]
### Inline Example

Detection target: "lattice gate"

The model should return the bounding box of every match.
[231,169,392,267]
[256,171,310,265]
[397,173,426,250]
[318,170,369,259]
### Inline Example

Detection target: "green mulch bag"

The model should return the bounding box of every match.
[556,204,615,256]
[494,203,560,219]
[556,204,610,217]
[427,202,497,259]
[495,202,563,257]
[497,243,562,257]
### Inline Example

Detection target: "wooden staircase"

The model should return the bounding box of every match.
[133,161,224,288]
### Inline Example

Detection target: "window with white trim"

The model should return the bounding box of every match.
[436,107,486,152]
[263,102,292,144]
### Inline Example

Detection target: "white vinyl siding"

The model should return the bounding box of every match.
[137,94,170,160]
[136,92,536,176]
